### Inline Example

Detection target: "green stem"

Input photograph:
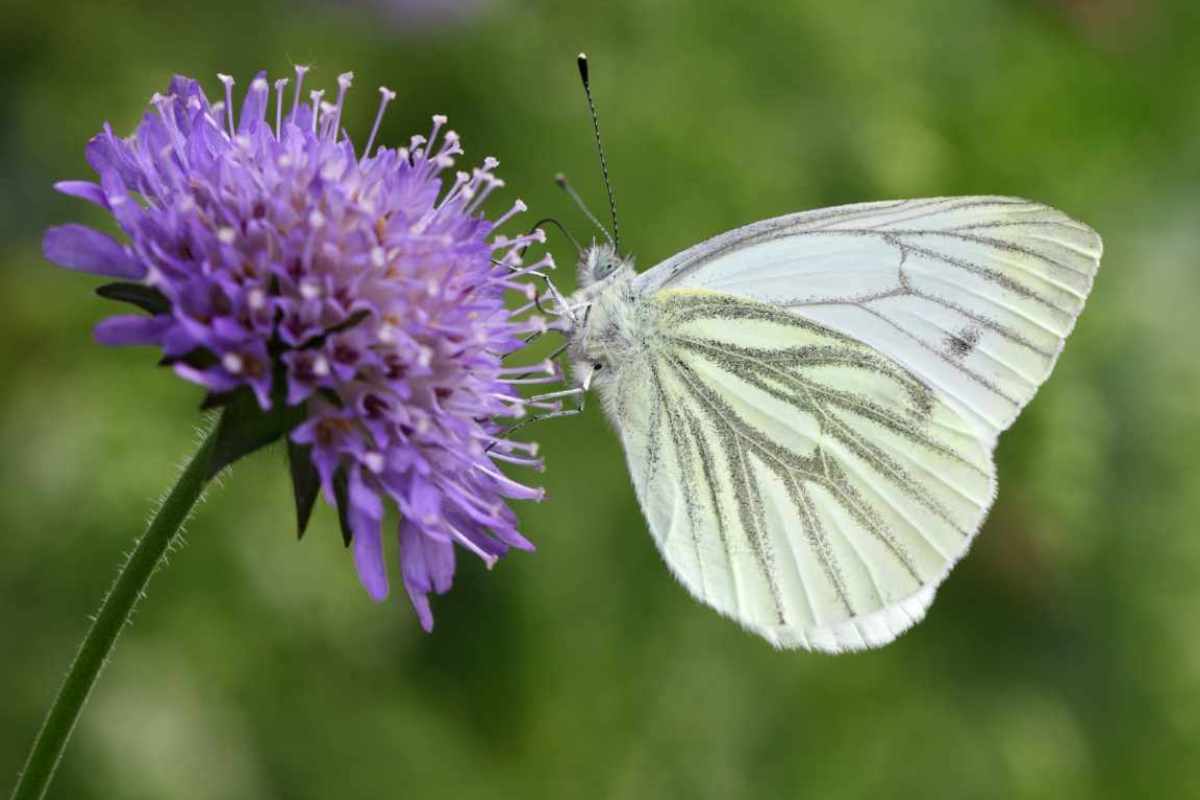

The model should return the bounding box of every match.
[10,423,221,800]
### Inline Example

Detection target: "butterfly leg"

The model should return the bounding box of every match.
[487,403,584,450]
[486,364,596,450]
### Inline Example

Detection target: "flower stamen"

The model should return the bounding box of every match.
[363,86,397,162]
[290,65,309,124]
[217,73,236,136]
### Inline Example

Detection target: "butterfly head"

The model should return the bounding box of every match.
[578,241,634,291]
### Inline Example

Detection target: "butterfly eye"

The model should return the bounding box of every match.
[593,260,616,280]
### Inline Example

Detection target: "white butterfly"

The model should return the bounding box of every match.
[543,56,1101,652]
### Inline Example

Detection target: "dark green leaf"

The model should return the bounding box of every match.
[288,440,320,540]
[204,386,307,480]
[95,282,171,315]
[199,391,236,411]
[332,467,354,548]
[294,309,371,351]
[317,387,344,408]
[160,348,218,369]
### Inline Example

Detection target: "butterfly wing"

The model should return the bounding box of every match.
[634,197,1102,440]
[609,197,1099,651]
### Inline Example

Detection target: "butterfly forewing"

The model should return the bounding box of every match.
[634,197,1102,440]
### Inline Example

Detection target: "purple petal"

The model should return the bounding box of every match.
[53,181,108,207]
[43,224,143,278]
[167,76,210,129]
[492,525,535,552]
[238,71,270,134]
[173,363,239,395]
[161,325,198,357]
[399,520,456,632]
[349,469,388,601]
[84,126,139,186]
[97,169,144,231]
[94,314,170,346]
[408,476,441,525]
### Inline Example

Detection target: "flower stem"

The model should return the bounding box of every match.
[10,423,220,800]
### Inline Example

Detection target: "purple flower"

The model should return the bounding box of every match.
[44,69,559,630]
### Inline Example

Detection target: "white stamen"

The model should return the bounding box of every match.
[361,86,397,161]
[446,523,498,568]
[489,451,544,469]
[222,353,244,374]
[291,65,309,124]
[370,246,386,268]
[492,199,527,230]
[309,89,325,134]
[217,73,235,135]
[409,134,426,159]
[362,451,385,474]
[217,226,236,245]
[247,288,266,310]
[330,72,354,139]
[428,114,447,151]
[312,355,330,377]
[299,280,321,300]
[308,209,325,228]
[274,78,289,139]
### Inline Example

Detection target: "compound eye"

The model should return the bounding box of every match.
[593,260,615,280]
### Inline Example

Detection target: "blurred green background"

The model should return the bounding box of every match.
[3,0,1200,797]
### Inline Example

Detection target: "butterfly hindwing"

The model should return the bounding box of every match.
[610,289,994,652]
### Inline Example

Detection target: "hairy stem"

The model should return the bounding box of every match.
[10,423,220,800]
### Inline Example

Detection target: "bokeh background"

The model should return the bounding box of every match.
[3,0,1200,797]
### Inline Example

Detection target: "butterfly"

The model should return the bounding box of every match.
[543,55,1100,652]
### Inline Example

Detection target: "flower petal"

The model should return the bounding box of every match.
[399,520,455,632]
[94,314,170,346]
[43,224,143,278]
[349,468,388,601]
[238,70,270,134]
[53,181,108,207]
[84,126,139,186]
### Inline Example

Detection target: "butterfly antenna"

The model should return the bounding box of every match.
[531,216,583,255]
[555,172,611,247]
[576,52,621,252]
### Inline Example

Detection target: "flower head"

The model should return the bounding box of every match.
[44,69,558,630]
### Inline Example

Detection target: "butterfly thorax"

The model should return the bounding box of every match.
[566,244,645,389]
